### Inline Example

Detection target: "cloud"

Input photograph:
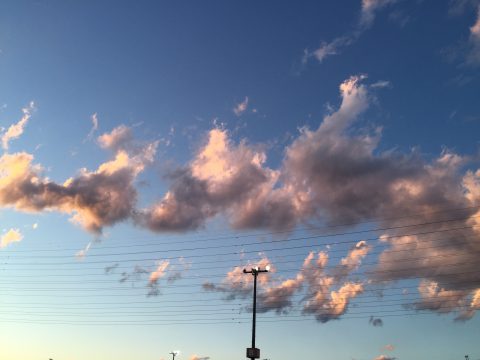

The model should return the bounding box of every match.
[203,257,272,300]
[1,101,35,150]
[134,127,294,231]
[411,280,480,321]
[305,0,397,64]
[104,263,119,274]
[190,355,210,360]
[0,228,23,248]
[371,80,392,88]
[444,2,480,67]
[116,258,190,296]
[85,113,99,141]
[311,37,354,63]
[382,344,395,352]
[0,125,157,233]
[374,356,396,360]
[205,247,368,322]
[192,74,480,321]
[76,241,92,259]
[147,260,170,296]
[98,124,134,152]
[449,0,480,16]
[119,265,149,283]
[2,76,480,321]
[331,240,371,280]
[467,5,480,65]
[360,0,398,28]
[369,316,384,327]
[233,97,249,116]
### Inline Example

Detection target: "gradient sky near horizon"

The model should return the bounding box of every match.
[1,1,480,360]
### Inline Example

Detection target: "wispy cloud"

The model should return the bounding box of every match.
[467,5,480,65]
[374,355,396,360]
[233,96,249,116]
[147,260,170,296]
[190,355,210,360]
[85,112,99,142]
[1,101,35,150]
[382,344,395,352]
[360,0,398,28]
[304,0,398,64]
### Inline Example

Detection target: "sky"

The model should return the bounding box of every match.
[1,1,480,359]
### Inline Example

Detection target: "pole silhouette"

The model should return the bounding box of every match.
[243,265,269,360]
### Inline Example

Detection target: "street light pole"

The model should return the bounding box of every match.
[243,265,269,360]
[170,351,178,360]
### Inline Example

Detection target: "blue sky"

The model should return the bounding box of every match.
[1,1,480,360]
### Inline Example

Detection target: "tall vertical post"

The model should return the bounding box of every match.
[252,270,257,351]
[243,266,269,360]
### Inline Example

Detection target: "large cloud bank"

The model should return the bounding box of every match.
[3,74,480,321]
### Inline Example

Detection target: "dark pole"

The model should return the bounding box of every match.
[243,266,269,360]
[252,269,257,350]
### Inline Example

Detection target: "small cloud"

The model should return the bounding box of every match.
[32,223,38,229]
[104,263,119,274]
[305,0,397,65]
[467,5,480,65]
[85,113,99,142]
[369,316,383,327]
[190,355,210,360]
[233,97,249,116]
[371,80,392,88]
[0,228,23,248]
[75,241,92,260]
[147,260,170,296]
[1,101,35,150]
[374,356,396,360]
[312,36,353,63]
[382,344,395,352]
[361,0,398,28]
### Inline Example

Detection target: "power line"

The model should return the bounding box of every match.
[2,222,479,267]
[3,213,478,261]
[0,308,469,326]
[1,241,479,284]
[5,204,479,254]
[2,232,476,273]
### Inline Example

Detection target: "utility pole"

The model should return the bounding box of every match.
[170,351,178,360]
[243,265,270,360]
